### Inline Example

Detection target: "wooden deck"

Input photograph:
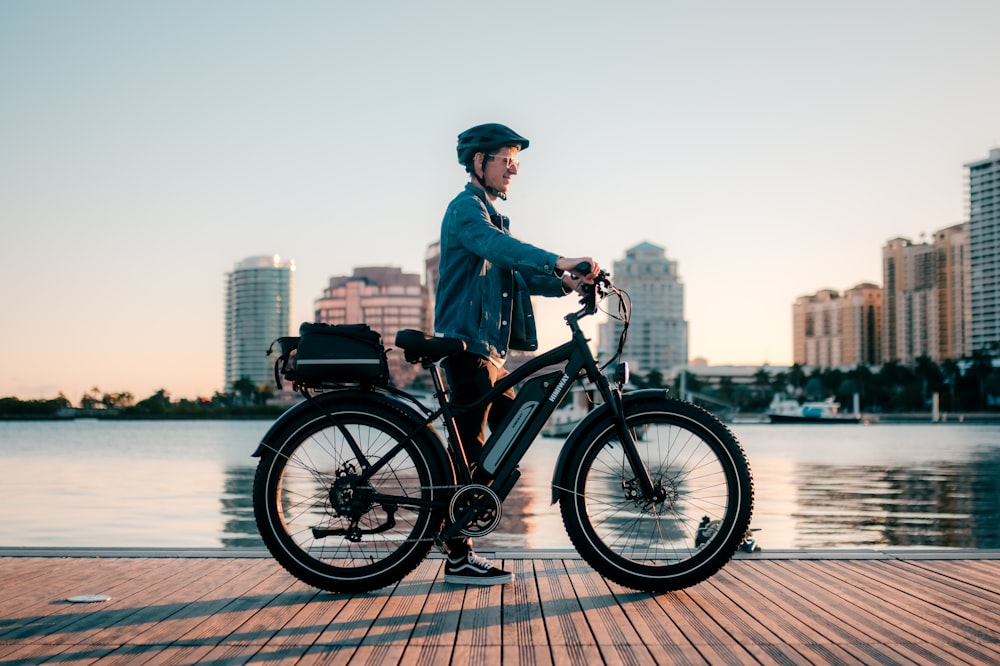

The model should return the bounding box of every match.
[1,549,998,665]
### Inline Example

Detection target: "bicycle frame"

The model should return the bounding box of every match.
[437,310,597,486]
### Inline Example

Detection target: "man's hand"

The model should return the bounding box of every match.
[556,257,600,284]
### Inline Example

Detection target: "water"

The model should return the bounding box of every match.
[1,419,998,551]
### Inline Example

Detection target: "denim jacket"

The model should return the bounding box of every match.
[434,183,567,362]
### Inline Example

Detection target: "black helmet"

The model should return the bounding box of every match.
[456,123,530,169]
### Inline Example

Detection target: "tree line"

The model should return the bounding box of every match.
[0,377,283,419]
[648,351,1000,414]
[4,354,999,419]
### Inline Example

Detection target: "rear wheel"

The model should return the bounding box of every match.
[253,398,449,593]
[559,397,753,592]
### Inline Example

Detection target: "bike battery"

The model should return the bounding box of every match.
[479,371,567,478]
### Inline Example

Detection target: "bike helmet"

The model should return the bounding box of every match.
[456,123,530,200]
[456,123,530,168]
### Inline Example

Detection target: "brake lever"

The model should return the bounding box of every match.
[576,269,611,314]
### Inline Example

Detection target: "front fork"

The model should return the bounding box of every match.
[602,377,665,503]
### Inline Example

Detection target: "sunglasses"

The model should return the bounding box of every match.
[487,154,520,170]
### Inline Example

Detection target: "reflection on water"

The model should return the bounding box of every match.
[736,423,1000,550]
[791,453,1000,548]
[0,420,998,550]
[220,466,259,548]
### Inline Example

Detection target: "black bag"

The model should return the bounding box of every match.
[269,323,389,389]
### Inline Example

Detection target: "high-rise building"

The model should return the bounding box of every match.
[966,148,1000,355]
[793,289,843,367]
[883,237,938,363]
[842,282,883,367]
[598,242,688,377]
[224,255,294,392]
[314,266,426,387]
[882,225,973,364]
[934,223,970,360]
[793,284,882,368]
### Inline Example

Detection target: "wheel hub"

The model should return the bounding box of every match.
[329,463,375,518]
[621,475,677,512]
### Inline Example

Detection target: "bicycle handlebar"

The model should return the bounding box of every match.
[577,268,612,315]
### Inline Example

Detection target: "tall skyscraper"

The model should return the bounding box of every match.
[224,255,294,391]
[599,242,688,377]
[966,148,1000,355]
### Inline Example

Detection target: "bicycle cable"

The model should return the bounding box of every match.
[598,281,632,373]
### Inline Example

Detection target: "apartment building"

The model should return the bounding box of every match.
[794,221,971,369]
[883,237,939,363]
[792,283,882,368]
[793,289,843,367]
[314,266,426,387]
[881,225,973,364]
[934,223,971,360]
[842,282,883,366]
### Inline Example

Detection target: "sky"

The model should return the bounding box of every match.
[2,1,999,404]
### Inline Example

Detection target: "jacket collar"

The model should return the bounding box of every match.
[465,182,498,216]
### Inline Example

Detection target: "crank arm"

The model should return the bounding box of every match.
[438,505,477,542]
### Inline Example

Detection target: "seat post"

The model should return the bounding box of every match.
[428,360,474,484]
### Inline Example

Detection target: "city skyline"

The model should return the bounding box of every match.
[2,3,999,402]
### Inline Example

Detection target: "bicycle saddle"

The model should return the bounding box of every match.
[394,329,467,363]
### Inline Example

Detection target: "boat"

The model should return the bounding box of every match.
[766,394,860,424]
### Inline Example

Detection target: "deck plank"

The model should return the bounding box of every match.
[726,560,947,664]
[771,560,991,665]
[709,565,868,665]
[533,558,602,665]
[810,559,1000,659]
[505,559,552,665]
[1,553,998,665]
[82,559,266,647]
[564,561,657,665]
[0,557,223,647]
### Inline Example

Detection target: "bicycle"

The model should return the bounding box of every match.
[253,268,754,593]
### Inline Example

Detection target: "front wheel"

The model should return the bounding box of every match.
[559,397,753,592]
[253,397,450,593]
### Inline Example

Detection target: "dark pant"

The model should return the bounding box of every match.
[441,352,515,473]
[441,352,515,554]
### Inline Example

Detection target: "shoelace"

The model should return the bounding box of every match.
[465,552,493,569]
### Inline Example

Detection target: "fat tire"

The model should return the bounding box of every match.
[253,396,450,593]
[559,397,753,592]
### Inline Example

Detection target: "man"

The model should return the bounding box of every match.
[435,123,599,585]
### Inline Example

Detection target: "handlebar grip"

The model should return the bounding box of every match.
[574,262,591,275]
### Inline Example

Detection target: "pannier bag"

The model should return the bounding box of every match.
[268,322,389,389]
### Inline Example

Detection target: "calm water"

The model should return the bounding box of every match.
[1,419,998,550]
